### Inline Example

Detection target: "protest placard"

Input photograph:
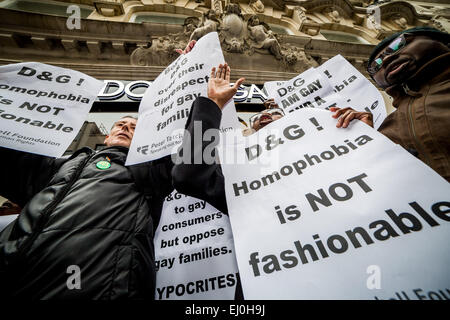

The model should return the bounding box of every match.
[264,67,348,114]
[264,55,387,129]
[154,191,239,300]
[0,215,17,232]
[218,109,450,299]
[316,55,387,129]
[126,32,240,165]
[0,62,103,157]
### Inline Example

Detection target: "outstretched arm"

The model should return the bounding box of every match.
[172,64,244,213]
[0,147,64,208]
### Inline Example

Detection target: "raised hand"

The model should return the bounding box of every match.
[208,63,245,110]
[175,40,197,55]
[330,107,374,128]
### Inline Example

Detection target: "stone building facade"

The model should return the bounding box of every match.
[0,0,449,149]
[0,0,448,80]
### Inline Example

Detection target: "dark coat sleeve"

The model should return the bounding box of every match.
[130,155,174,199]
[129,155,175,229]
[171,96,228,214]
[0,147,65,280]
[0,147,64,207]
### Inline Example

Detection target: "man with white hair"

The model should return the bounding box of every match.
[0,115,174,299]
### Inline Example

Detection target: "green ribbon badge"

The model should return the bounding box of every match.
[96,160,111,170]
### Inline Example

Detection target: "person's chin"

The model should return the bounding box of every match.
[111,139,131,148]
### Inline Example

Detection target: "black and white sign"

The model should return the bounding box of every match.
[0,62,103,157]
[155,191,239,300]
[219,108,450,299]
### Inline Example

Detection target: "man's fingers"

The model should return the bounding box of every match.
[184,40,196,53]
[332,107,348,119]
[225,65,231,82]
[222,63,228,80]
[359,112,374,127]
[217,64,223,79]
[342,112,356,128]
[334,108,350,118]
[334,107,374,129]
[337,109,352,127]
[189,40,196,50]
[211,67,216,79]
[333,107,357,119]
[233,77,245,90]
[364,112,374,121]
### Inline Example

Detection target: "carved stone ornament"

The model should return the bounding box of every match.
[220,3,246,53]
[249,0,265,14]
[293,6,308,25]
[212,0,222,13]
[279,45,319,72]
[130,3,318,72]
[130,37,179,66]
[303,25,320,36]
[429,15,450,33]
[94,1,124,17]
[391,14,408,30]
[435,8,450,18]
[246,14,283,59]
[189,10,221,42]
[366,7,382,31]
[184,17,202,35]
[324,7,342,23]
[360,0,374,8]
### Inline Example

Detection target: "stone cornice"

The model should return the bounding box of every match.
[286,0,357,18]
[0,58,301,83]
[0,5,380,81]
[0,8,180,42]
[377,1,430,21]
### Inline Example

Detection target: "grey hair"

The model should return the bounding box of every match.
[111,115,138,129]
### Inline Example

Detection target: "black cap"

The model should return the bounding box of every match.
[368,27,450,67]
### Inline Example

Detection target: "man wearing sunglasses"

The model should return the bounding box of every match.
[331,27,450,181]
[247,99,285,133]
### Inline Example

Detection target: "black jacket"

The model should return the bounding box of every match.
[172,97,227,214]
[172,97,244,299]
[0,146,173,299]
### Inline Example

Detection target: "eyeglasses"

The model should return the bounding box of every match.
[367,34,409,75]
[249,108,285,128]
[263,99,279,109]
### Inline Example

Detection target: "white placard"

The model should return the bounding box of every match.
[126,32,240,165]
[218,108,450,299]
[264,55,387,129]
[264,67,348,114]
[316,55,387,129]
[154,191,239,300]
[0,215,17,232]
[0,62,103,157]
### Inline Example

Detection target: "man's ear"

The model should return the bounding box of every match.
[104,135,110,145]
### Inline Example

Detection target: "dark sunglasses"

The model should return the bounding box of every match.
[263,99,279,109]
[367,34,409,75]
[249,108,285,128]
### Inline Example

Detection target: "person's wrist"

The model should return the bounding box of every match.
[211,98,225,110]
